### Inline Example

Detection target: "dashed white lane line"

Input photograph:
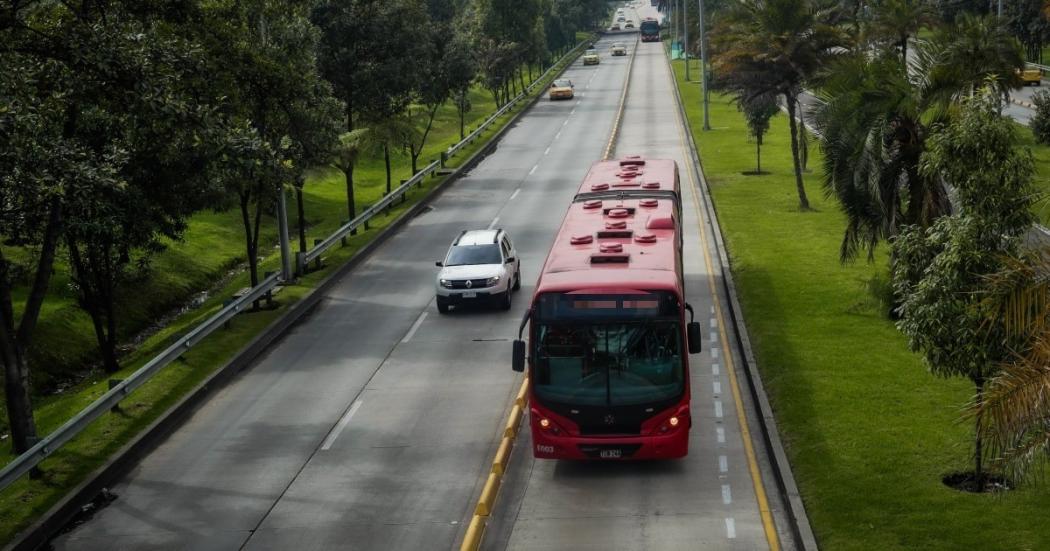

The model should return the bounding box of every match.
[510,188,521,200]
[570,108,576,115]
[710,305,716,314]
[488,216,499,229]
[712,363,720,376]
[554,130,562,140]
[544,146,551,155]
[726,518,737,539]
[714,401,723,418]
[401,312,427,343]
[721,484,733,504]
[710,317,718,328]
[562,119,568,126]
[717,427,726,444]
[719,455,729,473]
[709,331,717,342]
[320,400,363,451]
[712,347,720,359]
[529,165,538,175]
[713,381,722,396]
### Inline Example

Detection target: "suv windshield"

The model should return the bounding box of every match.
[445,244,501,266]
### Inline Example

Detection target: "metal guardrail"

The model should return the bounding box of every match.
[0,272,281,490]
[1026,62,1050,72]
[0,36,594,495]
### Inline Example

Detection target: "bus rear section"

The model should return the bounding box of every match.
[512,156,702,460]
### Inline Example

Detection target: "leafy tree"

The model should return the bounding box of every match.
[312,0,429,219]
[712,0,849,210]
[815,17,1023,263]
[893,91,1036,489]
[1030,90,1050,144]
[736,93,779,174]
[1005,0,1050,61]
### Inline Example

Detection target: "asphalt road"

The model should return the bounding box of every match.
[52,9,791,551]
[52,32,636,551]
[482,5,793,550]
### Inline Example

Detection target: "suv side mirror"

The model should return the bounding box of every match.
[512,340,526,372]
[435,261,443,267]
[505,257,516,264]
[687,321,703,354]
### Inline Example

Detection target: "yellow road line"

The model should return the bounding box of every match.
[672,64,781,550]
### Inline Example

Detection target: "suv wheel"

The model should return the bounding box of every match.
[437,297,450,314]
[513,267,522,291]
[500,290,512,311]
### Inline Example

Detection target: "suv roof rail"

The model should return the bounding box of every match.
[453,229,468,245]
[493,228,503,243]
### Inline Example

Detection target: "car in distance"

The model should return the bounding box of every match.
[549,78,574,100]
[582,49,600,65]
[625,20,635,28]
[435,229,521,313]
[610,22,621,30]
[1019,67,1042,86]
[611,43,627,56]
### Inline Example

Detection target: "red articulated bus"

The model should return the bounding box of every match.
[512,155,702,460]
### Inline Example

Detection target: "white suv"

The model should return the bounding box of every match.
[435,229,521,313]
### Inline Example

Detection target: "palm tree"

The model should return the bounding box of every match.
[814,16,1024,262]
[973,255,1050,486]
[712,0,849,210]
[862,0,937,64]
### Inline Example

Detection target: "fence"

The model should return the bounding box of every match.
[0,36,594,494]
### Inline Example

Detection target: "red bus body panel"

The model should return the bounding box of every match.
[526,156,690,460]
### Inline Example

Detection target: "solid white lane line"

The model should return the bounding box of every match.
[510,188,521,200]
[488,216,499,229]
[726,518,737,539]
[719,455,729,473]
[544,146,551,155]
[321,400,363,451]
[712,363,720,375]
[401,312,428,343]
[717,427,726,443]
[529,165,538,175]
[713,381,722,396]
[714,401,723,418]
[722,484,733,504]
[712,347,720,359]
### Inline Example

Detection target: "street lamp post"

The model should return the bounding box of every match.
[683,0,690,81]
[698,0,710,130]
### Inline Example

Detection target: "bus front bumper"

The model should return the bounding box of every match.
[531,429,688,460]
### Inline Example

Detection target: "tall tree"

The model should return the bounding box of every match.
[863,0,937,63]
[893,91,1035,489]
[712,0,849,210]
[814,15,1024,262]
[313,0,428,220]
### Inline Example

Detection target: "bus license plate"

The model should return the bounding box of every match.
[462,291,477,298]
[600,449,622,459]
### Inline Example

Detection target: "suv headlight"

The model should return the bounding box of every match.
[485,276,501,287]
[440,279,453,288]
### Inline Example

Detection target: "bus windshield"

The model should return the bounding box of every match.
[532,292,684,406]
[640,20,659,34]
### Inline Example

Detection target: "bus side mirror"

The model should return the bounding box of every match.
[512,340,526,372]
[687,322,702,354]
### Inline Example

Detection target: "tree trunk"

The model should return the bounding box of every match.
[756,138,762,173]
[900,33,908,65]
[296,184,307,252]
[240,191,258,291]
[412,104,440,174]
[66,238,120,373]
[342,165,357,236]
[0,253,38,454]
[974,378,986,489]
[459,92,467,140]
[785,93,811,210]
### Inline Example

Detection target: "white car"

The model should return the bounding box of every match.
[435,229,521,313]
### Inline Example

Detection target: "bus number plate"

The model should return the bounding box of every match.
[600,449,622,459]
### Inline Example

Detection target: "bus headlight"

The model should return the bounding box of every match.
[485,276,501,287]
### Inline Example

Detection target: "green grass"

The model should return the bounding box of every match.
[1012,122,1050,225]
[673,59,1050,550]
[0,44,589,545]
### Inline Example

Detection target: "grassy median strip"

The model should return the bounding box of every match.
[673,60,1050,549]
[0,43,590,544]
